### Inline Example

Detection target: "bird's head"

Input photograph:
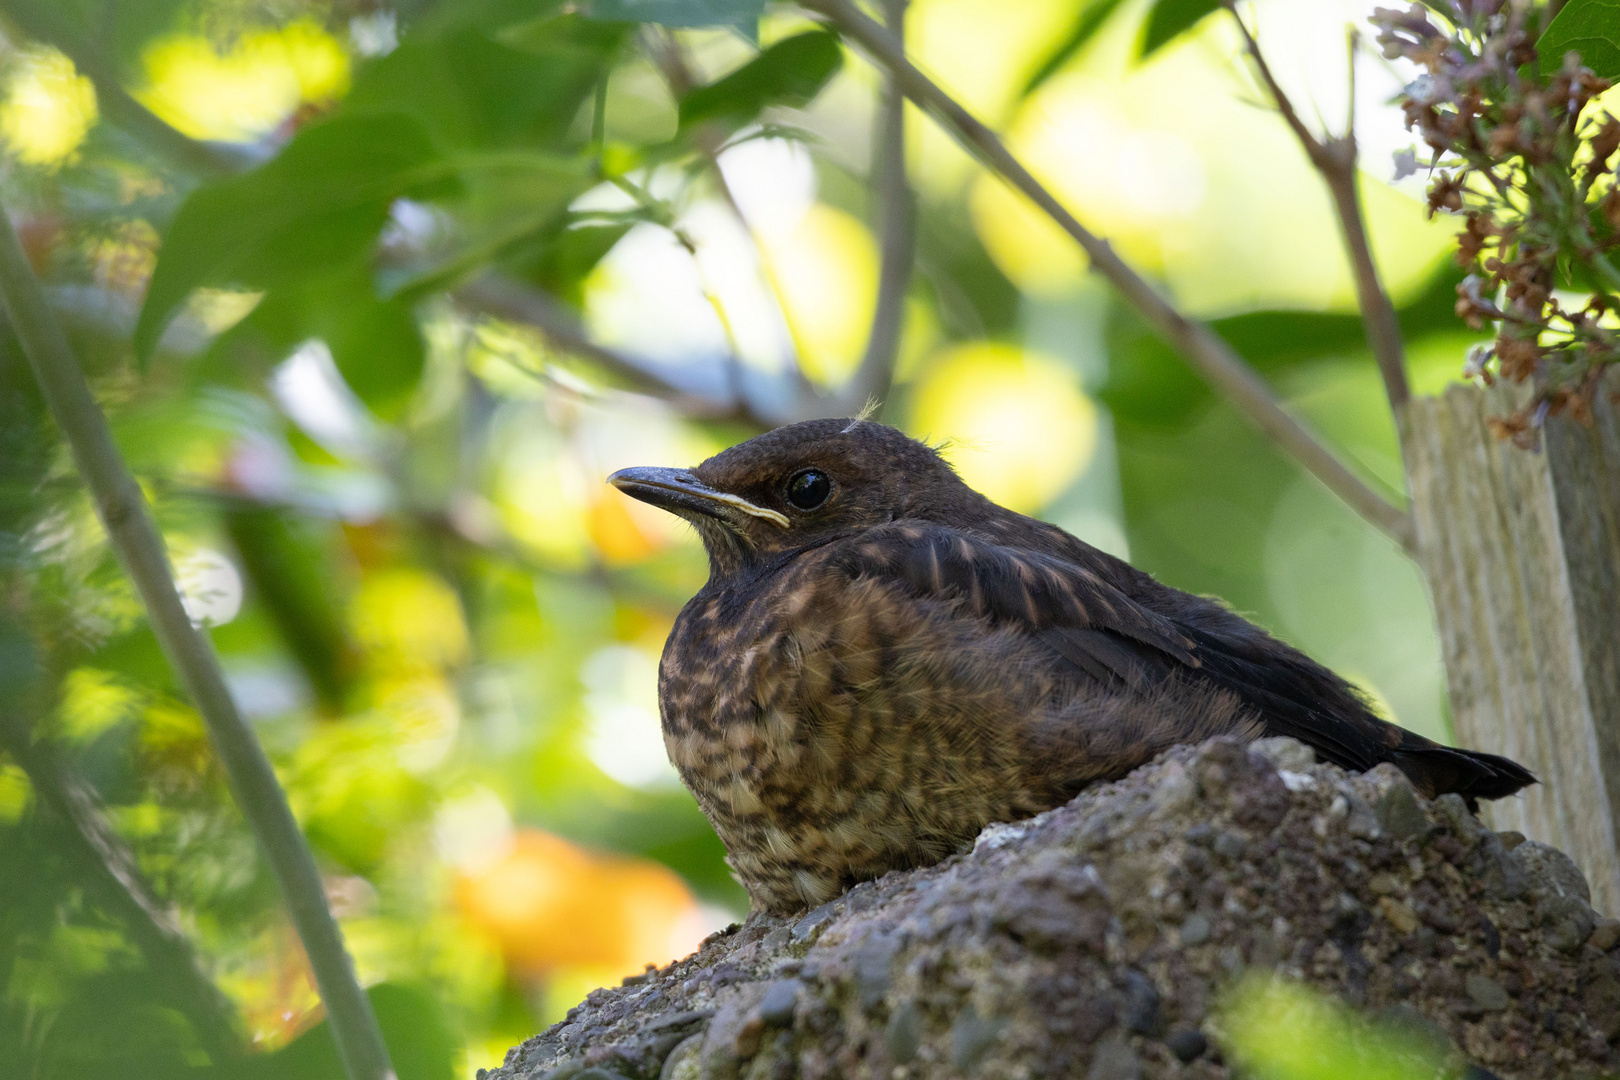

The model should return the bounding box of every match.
[609,418,986,578]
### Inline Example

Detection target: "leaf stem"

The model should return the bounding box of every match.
[0,209,397,1080]
[456,273,774,424]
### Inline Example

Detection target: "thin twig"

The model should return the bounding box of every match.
[455,272,904,427]
[453,273,769,424]
[1227,7,1410,411]
[644,28,815,397]
[801,0,1416,550]
[0,714,245,1060]
[456,272,913,424]
[0,210,396,1080]
[852,0,916,413]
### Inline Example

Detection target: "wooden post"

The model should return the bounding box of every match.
[1402,369,1620,913]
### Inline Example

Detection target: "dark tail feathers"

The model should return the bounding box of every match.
[1391,736,1536,806]
[1178,619,1536,806]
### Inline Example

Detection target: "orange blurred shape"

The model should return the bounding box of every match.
[454,829,700,979]
[587,490,662,566]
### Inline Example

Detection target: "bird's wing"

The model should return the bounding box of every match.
[824,522,1199,689]
[814,522,1535,803]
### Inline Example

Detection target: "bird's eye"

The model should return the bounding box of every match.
[786,469,832,510]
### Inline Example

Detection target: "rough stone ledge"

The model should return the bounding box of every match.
[487,737,1620,1080]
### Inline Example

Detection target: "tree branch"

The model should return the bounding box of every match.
[0,714,244,1060]
[801,0,1416,551]
[851,0,916,413]
[1226,7,1410,411]
[0,211,396,1080]
[84,59,259,177]
[455,273,909,428]
[453,273,776,424]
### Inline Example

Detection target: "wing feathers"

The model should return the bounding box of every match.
[809,519,1534,805]
[832,524,1197,680]
[809,521,1533,805]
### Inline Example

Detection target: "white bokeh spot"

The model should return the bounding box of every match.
[174,548,243,628]
[581,645,681,791]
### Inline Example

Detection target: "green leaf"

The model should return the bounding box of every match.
[1539,0,1620,79]
[135,113,453,362]
[679,31,843,133]
[212,266,426,417]
[345,20,626,152]
[222,508,356,714]
[377,151,593,301]
[1023,0,1131,97]
[587,0,766,37]
[407,0,573,35]
[505,220,635,308]
[1138,0,1223,61]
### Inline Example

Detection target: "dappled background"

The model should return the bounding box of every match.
[0,0,1485,1074]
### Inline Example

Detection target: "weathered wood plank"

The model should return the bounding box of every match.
[1401,370,1620,913]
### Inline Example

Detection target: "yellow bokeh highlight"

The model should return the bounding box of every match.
[138,20,350,143]
[140,699,212,775]
[972,82,1208,293]
[0,762,31,824]
[972,173,1089,294]
[908,341,1097,513]
[58,668,143,744]
[903,0,1077,195]
[0,50,98,166]
[350,568,470,672]
[496,427,593,569]
[961,13,1457,314]
[758,203,878,387]
[370,672,462,773]
[275,21,352,103]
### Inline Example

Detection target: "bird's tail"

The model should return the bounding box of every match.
[1389,730,1536,804]
[1181,619,1535,806]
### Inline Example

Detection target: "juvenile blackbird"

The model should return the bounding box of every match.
[610,419,1534,914]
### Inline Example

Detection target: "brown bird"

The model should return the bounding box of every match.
[609,419,1533,914]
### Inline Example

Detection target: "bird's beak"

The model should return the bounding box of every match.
[608,466,789,528]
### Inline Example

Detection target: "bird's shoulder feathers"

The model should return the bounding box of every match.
[796,520,1199,690]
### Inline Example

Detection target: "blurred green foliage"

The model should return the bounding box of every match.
[1222,975,1449,1080]
[0,0,1493,1074]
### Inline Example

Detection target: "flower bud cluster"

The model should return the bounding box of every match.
[1373,1,1618,445]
